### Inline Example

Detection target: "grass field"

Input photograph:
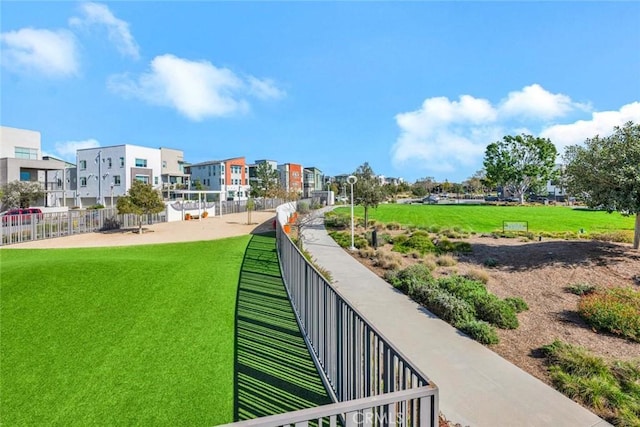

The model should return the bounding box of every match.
[334,204,635,234]
[1,233,331,426]
[1,237,250,426]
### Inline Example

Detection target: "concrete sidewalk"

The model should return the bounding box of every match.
[300,209,609,427]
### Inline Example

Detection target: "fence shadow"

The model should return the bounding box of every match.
[234,232,331,421]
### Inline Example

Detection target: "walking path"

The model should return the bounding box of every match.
[300,208,610,427]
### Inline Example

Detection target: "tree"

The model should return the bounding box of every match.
[412,176,436,197]
[564,122,640,249]
[116,180,165,234]
[353,162,384,228]
[250,162,280,198]
[1,181,44,210]
[483,134,558,203]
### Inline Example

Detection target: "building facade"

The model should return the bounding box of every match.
[188,156,250,201]
[0,126,70,208]
[76,145,162,208]
[160,147,189,199]
[303,167,324,198]
[278,163,303,195]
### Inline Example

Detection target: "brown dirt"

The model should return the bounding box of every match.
[351,231,640,386]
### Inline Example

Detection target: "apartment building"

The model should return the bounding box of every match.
[76,145,162,207]
[278,162,303,194]
[160,148,189,198]
[303,167,324,198]
[188,156,250,201]
[0,126,71,208]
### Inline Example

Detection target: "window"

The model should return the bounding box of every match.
[220,178,224,185]
[135,158,147,167]
[119,157,125,167]
[162,161,167,168]
[15,147,38,159]
[135,175,149,184]
[113,175,121,186]
[80,177,87,187]
[20,171,31,181]
[80,160,87,170]
[154,177,158,185]
[107,158,112,168]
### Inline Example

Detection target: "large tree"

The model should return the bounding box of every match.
[564,122,640,249]
[116,180,165,234]
[1,181,44,210]
[250,162,279,198]
[353,162,384,228]
[483,134,558,203]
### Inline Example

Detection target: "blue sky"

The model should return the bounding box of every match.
[2,1,639,183]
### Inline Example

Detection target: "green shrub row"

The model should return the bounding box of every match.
[541,340,640,426]
[578,287,640,342]
[392,231,472,255]
[385,266,527,344]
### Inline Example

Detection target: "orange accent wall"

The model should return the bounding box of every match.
[223,157,246,185]
[289,163,303,191]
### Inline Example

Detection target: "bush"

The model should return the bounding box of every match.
[388,263,434,293]
[504,297,529,313]
[325,213,350,229]
[297,201,310,214]
[578,287,640,342]
[358,247,376,258]
[328,231,368,249]
[458,320,499,345]
[437,275,488,302]
[465,267,490,284]
[540,340,640,425]
[436,254,457,266]
[474,294,519,329]
[412,287,476,326]
[393,231,437,255]
[386,221,402,230]
[373,251,403,270]
[566,283,597,296]
[483,257,498,268]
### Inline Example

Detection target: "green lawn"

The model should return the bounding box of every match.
[1,237,250,426]
[334,204,635,234]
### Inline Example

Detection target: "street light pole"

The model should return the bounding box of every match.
[347,175,358,250]
[326,177,331,206]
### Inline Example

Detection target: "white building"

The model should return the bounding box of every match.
[0,126,71,208]
[187,156,250,201]
[76,145,162,208]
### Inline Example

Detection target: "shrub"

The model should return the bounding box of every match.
[465,267,490,284]
[458,320,499,345]
[540,340,640,425]
[386,221,402,230]
[567,283,597,296]
[388,263,435,293]
[436,254,457,266]
[297,201,310,214]
[374,251,403,270]
[474,294,519,329]
[325,213,350,229]
[393,231,437,255]
[483,257,498,268]
[590,231,633,244]
[504,297,529,313]
[578,287,640,342]
[358,247,376,258]
[412,287,476,326]
[437,275,488,302]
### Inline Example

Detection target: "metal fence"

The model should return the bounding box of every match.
[252,214,439,427]
[0,208,164,246]
[0,198,287,246]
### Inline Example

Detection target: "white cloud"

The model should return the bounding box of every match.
[391,84,638,180]
[540,102,640,152]
[108,54,284,120]
[55,138,100,160]
[69,2,139,59]
[0,28,79,77]
[498,84,590,121]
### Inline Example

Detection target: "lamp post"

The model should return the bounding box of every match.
[326,177,331,206]
[347,175,358,250]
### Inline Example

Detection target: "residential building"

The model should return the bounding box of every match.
[76,145,162,208]
[0,126,70,208]
[188,156,250,201]
[303,167,324,198]
[248,159,279,192]
[160,147,189,199]
[278,162,303,194]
